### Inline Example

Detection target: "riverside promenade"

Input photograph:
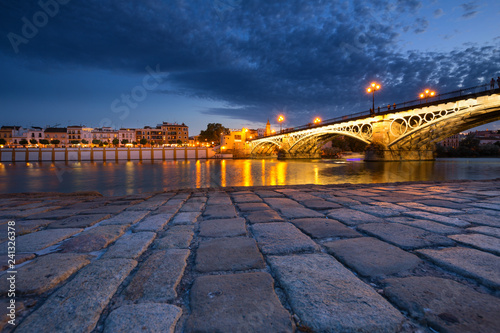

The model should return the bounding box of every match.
[1,180,500,332]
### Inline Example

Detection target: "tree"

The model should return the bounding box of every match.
[139,138,148,146]
[39,139,49,145]
[50,139,60,145]
[92,139,101,145]
[19,139,28,146]
[0,139,6,145]
[198,123,229,144]
[81,139,88,144]
[30,139,38,144]
[176,139,183,145]
[132,141,137,146]
[112,138,120,146]
[121,139,129,145]
[70,140,80,145]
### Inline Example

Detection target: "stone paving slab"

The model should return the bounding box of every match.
[133,213,173,232]
[79,204,127,215]
[1,228,82,254]
[195,237,265,272]
[104,304,182,333]
[170,211,201,225]
[397,202,463,214]
[198,218,247,237]
[417,247,500,289]
[300,199,342,210]
[154,225,194,249]
[357,222,455,250]
[448,233,500,255]
[0,253,91,295]
[252,222,320,255]
[245,210,284,223]
[100,210,150,226]
[17,258,137,333]
[403,210,470,227]
[125,197,169,211]
[278,206,325,219]
[267,253,404,332]
[179,202,205,212]
[124,249,189,302]
[387,217,463,235]
[290,218,361,239]
[231,194,262,203]
[349,204,404,217]
[453,213,500,227]
[324,237,422,277]
[0,253,34,271]
[202,204,238,219]
[236,202,270,212]
[101,231,156,259]
[384,276,500,333]
[60,225,126,253]
[254,190,285,197]
[263,197,302,209]
[185,272,294,333]
[467,226,500,238]
[47,213,111,229]
[327,208,385,225]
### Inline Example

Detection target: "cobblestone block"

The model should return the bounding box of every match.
[126,197,169,210]
[387,217,462,235]
[267,253,404,332]
[61,225,126,252]
[0,253,90,295]
[263,197,302,209]
[246,210,284,223]
[397,202,463,214]
[324,237,422,277]
[448,233,500,255]
[384,276,500,333]
[236,202,270,212]
[403,211,470,227]
[179,202,205,212]
[47,214,110,229]
[2,228,82,254]
[206,196,232,205]
[453,213,500,227]
[170,211,201,225]
[300,199,342,210]
[198,218,247,237]
[195,237,265,272]
[291,218,361,239]
[80,205,127,215]
[327,208,384,226]
[154,226,193,249]
[17,259,137,333]
[202,204,237,219]
[467,226,500,238]
[124,249,189,302]
[101,231,156,259]
[322,195,362,206]
[185,272,294,333]
[100,211,149,226]
[254,190,285,198]
[357,222,455,250]
[231,194,262,203]
[104,304,182,333]
[133,213,173,232]
[0,253,34,271]
[279,206,324,219]
[417,247,500,289]
[417,199,471,209]
[252,222,320,254]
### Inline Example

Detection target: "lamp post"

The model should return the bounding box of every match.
[278,115,285,133]
[419,89,436,103]
[313,117,321,125]
[366,82,381,114]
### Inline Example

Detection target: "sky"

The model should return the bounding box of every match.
[1,0,499,135]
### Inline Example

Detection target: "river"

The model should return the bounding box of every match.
[1,158,499,196]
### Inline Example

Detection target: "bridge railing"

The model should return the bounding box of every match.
[262,83,494,137]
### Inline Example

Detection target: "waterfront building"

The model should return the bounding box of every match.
[26,127,45,144]
[159,122,189,145]
[0,126,23,145]
[221,128,258,151]
[92,127,118,145]
[136,126,163,146]
[44,127,68,146]
[439,134,463,148]
[118,128,136,145]
[67,125,94,144]
[473,130,500,145]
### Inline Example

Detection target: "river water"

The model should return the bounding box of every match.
[1,158,499,196]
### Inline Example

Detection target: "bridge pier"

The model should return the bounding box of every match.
[364,147,435,161]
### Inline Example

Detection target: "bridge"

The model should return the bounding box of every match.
[249,84,500,161]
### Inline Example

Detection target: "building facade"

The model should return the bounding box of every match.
[44,128,68,146]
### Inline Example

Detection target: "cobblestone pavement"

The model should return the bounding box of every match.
[1,180,500,332]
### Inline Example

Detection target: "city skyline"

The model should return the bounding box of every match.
[1,0,500,134]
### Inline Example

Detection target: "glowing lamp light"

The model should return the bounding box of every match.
[314,117,321,124]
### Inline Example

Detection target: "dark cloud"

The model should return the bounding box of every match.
[460,1,479,19]
[433,8,444,18]
[0,0,498,126]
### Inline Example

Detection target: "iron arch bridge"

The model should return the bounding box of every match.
[249,90,500,161]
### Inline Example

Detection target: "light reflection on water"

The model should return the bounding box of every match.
[0,158,499,196]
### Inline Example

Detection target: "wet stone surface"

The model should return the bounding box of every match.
[4,180,500,332]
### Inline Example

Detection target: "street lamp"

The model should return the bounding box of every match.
[278,115,285,133]
[419,89,436,103]
[366,82,381,114]
[313,117,321,125]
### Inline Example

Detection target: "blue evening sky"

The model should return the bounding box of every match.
[1,0,499,134]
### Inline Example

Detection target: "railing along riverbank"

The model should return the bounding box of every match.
[0,147,215,162]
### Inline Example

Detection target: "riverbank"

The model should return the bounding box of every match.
[1,180,500,332]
